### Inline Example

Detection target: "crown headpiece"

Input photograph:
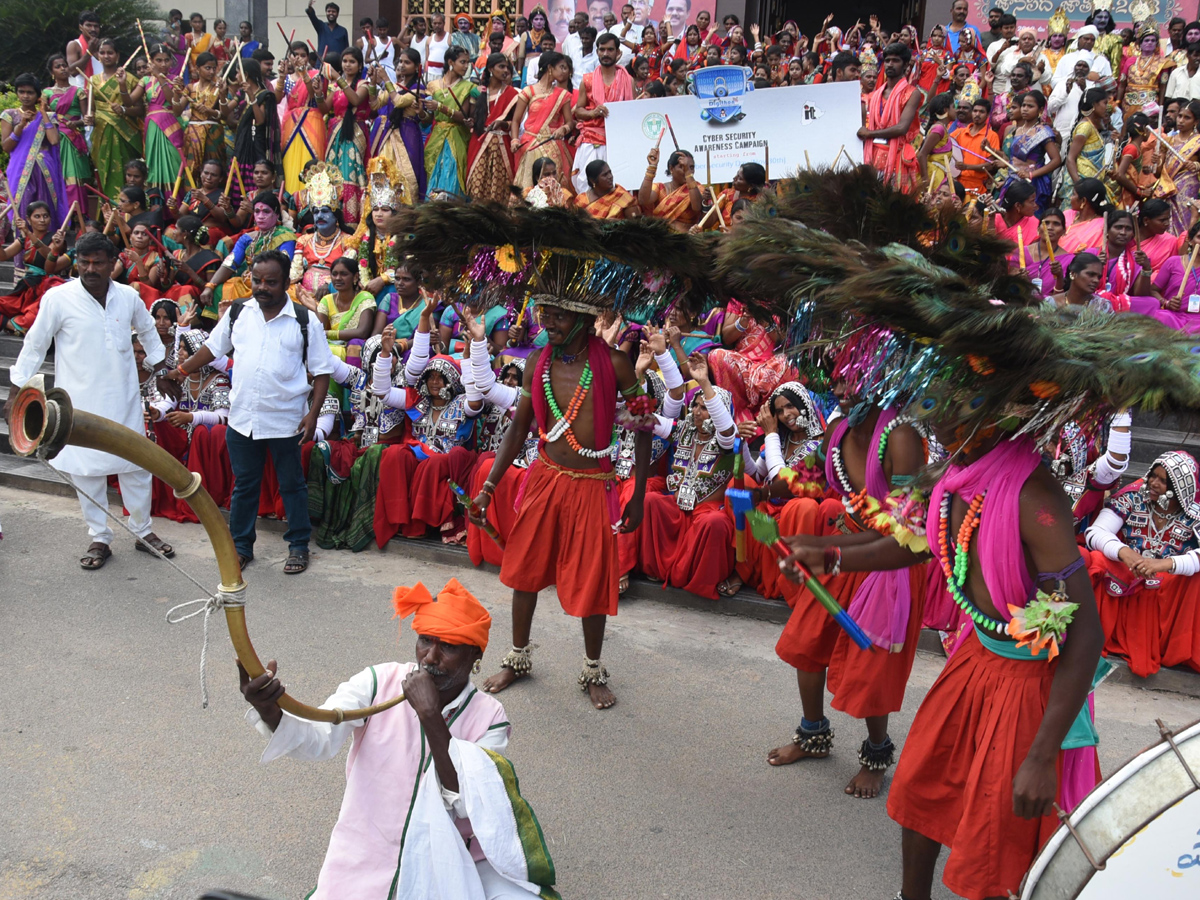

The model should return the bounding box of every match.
[1091,0,1114,12]
[305,162,344,211]
[1130,0,1157,32]
[1048,8,1070,36]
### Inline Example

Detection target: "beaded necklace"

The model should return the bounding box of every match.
[831,414,910,522]
[539,359,618,458]
[937,491,1007,635]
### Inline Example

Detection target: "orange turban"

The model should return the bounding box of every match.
[392,578,492,653]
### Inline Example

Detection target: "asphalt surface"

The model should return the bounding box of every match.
[2,487,1199,900]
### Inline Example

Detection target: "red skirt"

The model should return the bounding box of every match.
[466,454,531,567]
[617,475,668,576]
[149,420,191,519]
[826,561,929,718]
[1088,549,1200,676]
[634,492,735,599]
[736,491,802,600]
[774,497,869,672]
[887,632,1061,900]
[373,445,477,544]
[498,453,619,618]
[156,423,234,523]
[0,275,63,333]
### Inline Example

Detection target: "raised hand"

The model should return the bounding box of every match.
[381,323,397,355]
[687,351,710,385]
[756,402,777,435]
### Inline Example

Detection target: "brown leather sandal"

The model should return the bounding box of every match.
[135,533,175,558]
[80,542,112,570]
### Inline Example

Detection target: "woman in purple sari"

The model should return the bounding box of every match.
[1146,221,1200,332]
[1,73,67,229]
[369,48,427,204]
[43,55,92,218]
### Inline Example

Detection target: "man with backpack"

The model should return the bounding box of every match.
[173,250,335,574]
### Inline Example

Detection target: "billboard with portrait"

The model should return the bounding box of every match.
[522,0,719,49]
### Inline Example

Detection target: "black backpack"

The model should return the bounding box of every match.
[227,298,309,361]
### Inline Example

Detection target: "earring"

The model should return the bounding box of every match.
[472,659,482,674]
[1158,489,1175,510]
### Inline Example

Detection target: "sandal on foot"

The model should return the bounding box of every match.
[135,533,175,559]
[80,542,112,570]
[717,575,743,596]
[237,553,254,570]
[283,552,309,574]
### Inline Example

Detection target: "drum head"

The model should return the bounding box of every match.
[1022,719,1200,899]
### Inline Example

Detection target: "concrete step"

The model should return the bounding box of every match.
[0,357,54,391]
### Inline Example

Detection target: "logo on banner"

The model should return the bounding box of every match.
[689,65,754,124]
[641,112,667,141]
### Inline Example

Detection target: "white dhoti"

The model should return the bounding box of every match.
[572,142,607,194]
[70,469,154,544]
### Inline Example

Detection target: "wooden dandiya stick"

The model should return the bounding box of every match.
[221,49,240,80]
[276,22,292,48]
[1017,224,1026,269]
[232,156,247,198]
[1177,243,1200,302]
[184,165,197,190]
[237,42,246,82]
[1150,128,1189,164]
[171,158,186,200]
[84,182,114,206]
[136,18,151,61]
[62,200,79,232]
[663,113,679,151]
[804,149,811,169]
[308,39,318,53]
[1040,221,1055,264]
[223,162,236,197]
[87,81,94,117]
[764,141,769,181]
[709,185,726,231]
[1134,217,1142,253]
[123,46,142,70]
[694,200,720,230]
[705,148,711,188]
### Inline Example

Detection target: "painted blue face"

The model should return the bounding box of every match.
[314,206,338,235]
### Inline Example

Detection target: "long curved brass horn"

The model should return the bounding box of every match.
[8,379,403,724]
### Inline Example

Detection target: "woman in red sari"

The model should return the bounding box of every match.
[466,53,520,204]
[511,51,574,191]
[638,147,702,231]
[708,299,796,423]
[575,160,637,218]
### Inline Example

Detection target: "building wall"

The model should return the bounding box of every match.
[176,0,362,54]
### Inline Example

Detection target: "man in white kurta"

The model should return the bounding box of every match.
[238,579,560,900]
[6,233,173,568]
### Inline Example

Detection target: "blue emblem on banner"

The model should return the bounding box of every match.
[689,65,754,124]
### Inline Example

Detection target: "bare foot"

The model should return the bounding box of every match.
[767,741,830,766]
[618,573,630,595]
[844,765,886,799]
[586,681,616,709]
[717,574,743,596]
[482,666,525,693]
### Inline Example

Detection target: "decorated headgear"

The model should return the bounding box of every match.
[390,204,719,322]
[768,381,825,438]
[958,78,982,106]
[455,14,472,29]
[392,578,492,652]
[362,333,384,370]
[305,162,344,211]
[420,354,463,398]
[719,166,1200,453]
[499,357,526,383]
[1048,7,1071,37]
[1145,451,1200,519]
[351,157,404,247]
[1091,0,1114,12]
[178,329,207,357]
[1131,0,1156,31]
[151,297,179,322]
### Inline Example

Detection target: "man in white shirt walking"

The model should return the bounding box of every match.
[5,233,175,570]
[174,250,336,574]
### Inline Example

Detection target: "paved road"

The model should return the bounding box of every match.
[2,488,1198,900]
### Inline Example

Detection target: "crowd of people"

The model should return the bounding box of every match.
[7,7,1200,899]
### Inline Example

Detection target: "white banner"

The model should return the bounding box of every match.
[601,78,864,189]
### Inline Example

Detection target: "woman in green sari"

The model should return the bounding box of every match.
[422,45,479,198]
[43,54,93,217]
[83,39,143,200]
[128,44,184,194]
[320,47,371,225]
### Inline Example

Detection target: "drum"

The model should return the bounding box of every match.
[1020,718,1200,898]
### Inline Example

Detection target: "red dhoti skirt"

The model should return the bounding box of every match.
[887,631,1061,900]
[736,491,808,600]
[774,497,869,671]
[156,423,234,523]
[466,455,529,567]
[149,419,191,519]
[635,491,735,599]
[1087,548,1200,676]
[373,445,477,544]
[826,561,929,718]
[498,452,620,618]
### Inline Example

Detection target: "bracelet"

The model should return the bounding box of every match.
[176,364,188,377]
[646,166,658,177]
[823,545,842,577]
[204,282,216,290]
[481,480,497,495]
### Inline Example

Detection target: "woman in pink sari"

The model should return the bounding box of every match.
[1145,221,1200,332]
[43,54,92,216]
[280,41,328,195]
[511,51,574,190]
[708,300,796,423]
[991,180,1039,242]
[1136,198,1183,276]
[1059,177,1111,252]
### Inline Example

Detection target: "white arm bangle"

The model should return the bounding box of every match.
[703,391,736,449]
[653,350,684,390]
[661,393,684,420]
[763,432,786,481]
[372,353,395,395]
[470,339,497,393]
[404,329,431,386]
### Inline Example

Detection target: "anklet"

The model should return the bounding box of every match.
[857,736,896,772]
[500,644,533,675]
[791,719,833,753]
[578,657,609,690]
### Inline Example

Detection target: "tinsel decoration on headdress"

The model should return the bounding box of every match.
[1047,7,1071,37]
[388,202,722,322]
[305,162,344,211]
[718,169,1200,451]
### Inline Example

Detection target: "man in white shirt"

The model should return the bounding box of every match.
[561,12,588,65]
[1052,26,1112,88]
[1166,43,1200,102]
[358,16,396,82]
[569,25,599,89]
[6,233,174,570]
[175,250,335,574]
[599,12,636,67]
[423,13,450,79]
[989,22,1048,96]
[1049,60,1092,141]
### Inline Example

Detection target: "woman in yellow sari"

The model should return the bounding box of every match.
[1155,99,1200,232]
[280,41,329,195]
[83,39,143,200]
[423,45,479,198]
[179,51,226,178]
[184,13,213,80]
[575,160,637,219]
[638,146,702,231]
[916,92,955,194]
